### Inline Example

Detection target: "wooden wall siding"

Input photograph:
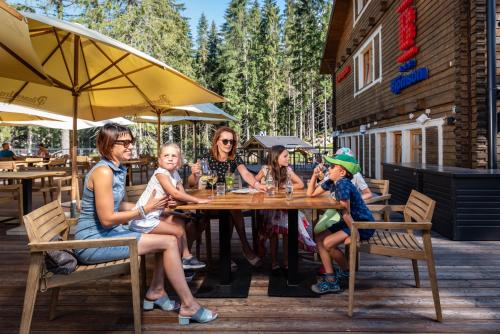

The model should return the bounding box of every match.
[333,0,456,129]
[426,126,439,164]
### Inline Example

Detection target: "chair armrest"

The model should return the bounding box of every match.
[28,237,136,252]
[364,194,391,204]
[367,204,388,212]
[352,221,432,230]
[386,205,406,212]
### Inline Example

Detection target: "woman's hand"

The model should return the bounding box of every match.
[144,190,168,214]
[190,161,201,176]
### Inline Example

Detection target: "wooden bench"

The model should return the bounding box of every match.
[348,190,442,321]
[20,201,144,333]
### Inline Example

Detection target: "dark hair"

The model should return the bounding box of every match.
[39,143,45,147]
[210,126,238,161]
[267,145,288,186]
[96,123,134,160]
[2,143,8,148]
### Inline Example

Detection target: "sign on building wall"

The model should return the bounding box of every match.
[390,0,429,94]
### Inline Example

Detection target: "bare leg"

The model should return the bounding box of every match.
[138,234,216,317]
[323,231,349,271]
[315,231,334,274]
[145,253,166,300]
[230,210,258,261]
[152,216,192,258]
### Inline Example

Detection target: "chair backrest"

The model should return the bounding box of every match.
[366,178,389,196]
[125,184,147,203]
[48,157,67,167]
[23,201,68,243]
[0,161,16,171]
[56,176,81,210]
[404,190,436,223]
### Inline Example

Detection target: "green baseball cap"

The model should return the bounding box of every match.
[323,153,361,175]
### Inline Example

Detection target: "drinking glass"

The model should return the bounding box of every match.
[216,182,226,196]
[206,171,217,199]
[225,174,234,191]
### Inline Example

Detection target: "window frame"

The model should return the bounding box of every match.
[353,0,374,26]
[353,26,382,97]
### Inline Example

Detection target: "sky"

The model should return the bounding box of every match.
[183,0,286,43]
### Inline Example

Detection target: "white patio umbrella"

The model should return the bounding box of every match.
[0,9,225,215]
[135,103,236,154]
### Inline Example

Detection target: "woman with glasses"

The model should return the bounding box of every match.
[75,123,217,325]
[188,126,267,267]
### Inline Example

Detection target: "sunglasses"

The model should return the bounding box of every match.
[114,139,135,147]
[220,139,235,146]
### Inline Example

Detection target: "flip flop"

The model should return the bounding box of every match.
[178,307,218,325]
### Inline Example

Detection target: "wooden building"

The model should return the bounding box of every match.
[320,0,500,179]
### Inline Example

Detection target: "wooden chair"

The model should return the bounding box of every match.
[0,183,23,222]
[55,175,81,211]
[364,178,391,204]
[348,190,442,321]
[20,201,143,334]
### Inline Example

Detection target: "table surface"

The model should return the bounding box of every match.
[0,171,66,179]
[177,189,342,210]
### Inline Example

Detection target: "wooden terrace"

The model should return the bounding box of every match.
[1,175,500,333]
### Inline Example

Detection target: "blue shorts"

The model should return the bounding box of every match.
[328,220,374,241]
[75,224,143,265]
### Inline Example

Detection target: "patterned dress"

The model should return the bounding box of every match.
[257,166,316,256]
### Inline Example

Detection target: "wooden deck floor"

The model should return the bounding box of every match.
[1,192,500,333]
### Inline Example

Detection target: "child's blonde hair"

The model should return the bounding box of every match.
[159,143,183,169]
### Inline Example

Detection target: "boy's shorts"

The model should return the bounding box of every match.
[328,220,375,241]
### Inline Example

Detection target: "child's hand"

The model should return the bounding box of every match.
[144,190,168,213]
[313,165,323,179]
[252,182,267,192]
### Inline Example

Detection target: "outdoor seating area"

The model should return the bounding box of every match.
[2,0,500,332]
[1,179,500,332]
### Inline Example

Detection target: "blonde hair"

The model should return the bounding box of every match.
[159,143,183,169]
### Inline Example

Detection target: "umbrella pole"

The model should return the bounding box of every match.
[70,36,80,218]
[192,123,196,159]
[156,111,161,157]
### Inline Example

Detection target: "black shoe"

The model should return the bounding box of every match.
[184,270,196,283]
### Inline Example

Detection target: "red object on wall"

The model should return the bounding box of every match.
[397,46,419,63]
[397,0,418,62]
[336,65,351,83]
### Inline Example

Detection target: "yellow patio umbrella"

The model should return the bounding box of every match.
[0,106,60,122]
[0,1,49,84]
[0,10,225,215]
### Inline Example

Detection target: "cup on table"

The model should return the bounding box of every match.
[216,182,226,196]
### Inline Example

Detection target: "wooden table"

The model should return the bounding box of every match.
[0,171,66,214]
[178,189,342,298]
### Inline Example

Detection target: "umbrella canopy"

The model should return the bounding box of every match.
[0,12,225,120]
[0,102,131,128]
[0,9,225,214]
[136,115,236,125]
[0,1,48,84]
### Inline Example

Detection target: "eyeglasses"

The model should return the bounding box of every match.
[114,139,135,147]
[220,139,235,146]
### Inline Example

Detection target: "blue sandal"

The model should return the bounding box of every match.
[178,307,218,325]
[143,295,180,312]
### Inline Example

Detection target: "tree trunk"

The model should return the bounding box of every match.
[311,85,315,146]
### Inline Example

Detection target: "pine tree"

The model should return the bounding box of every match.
[246,0,261,138]
[220,0,249,137]
[258,0,281,135]
[194,13,209,86]
[206,21,222,94]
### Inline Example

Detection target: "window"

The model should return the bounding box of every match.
[410,129,422,163]
[354,26,382,96]
[353,0,373,25]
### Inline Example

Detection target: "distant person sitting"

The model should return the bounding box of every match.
[0,143,16,159]
[37,143,50,159]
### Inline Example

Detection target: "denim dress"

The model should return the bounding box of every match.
[74,159,142,264]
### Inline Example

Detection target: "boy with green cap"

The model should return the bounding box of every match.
[307,154,375,294]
